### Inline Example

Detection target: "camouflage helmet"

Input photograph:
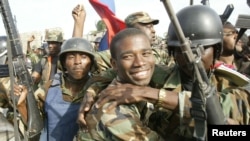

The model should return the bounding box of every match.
[0,36,7,64]
[45,28,64,42]
[59,37,97,72]
[167,5,223,53]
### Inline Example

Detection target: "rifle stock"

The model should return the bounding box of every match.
[161,0,225,140]
[0,0,43,138]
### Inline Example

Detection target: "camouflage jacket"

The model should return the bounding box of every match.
[78,64,250,141]
[79,79,165,141]
[26,51,41,71]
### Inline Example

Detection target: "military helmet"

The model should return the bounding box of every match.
[59,37,96,72]
[45,28,64,42]
[167,5,223,51]
[0,36,7,64]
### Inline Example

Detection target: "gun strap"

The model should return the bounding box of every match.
[190,100,207,141]
[193,118,207,141]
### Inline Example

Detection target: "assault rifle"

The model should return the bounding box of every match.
[220,4,234,25]
[0,0,43,138]
[160,0,226,141]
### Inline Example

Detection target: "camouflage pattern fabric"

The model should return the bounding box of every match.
[212,73,250,125]
[0,78,11,109]
[26,51,41,72]
[125,11,159,27]
[94,50,112,74]
[79,79,165,141]
[44,27,64,42]
[78,64,250,141]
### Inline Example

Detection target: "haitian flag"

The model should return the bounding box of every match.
[89,0,126,50]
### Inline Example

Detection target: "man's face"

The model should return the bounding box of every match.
[133,23,156,45]
[64,52,92,80]
[111,34,155,86]
[174,46,214,76]
[223,28,237,54]
[47,41,61,56]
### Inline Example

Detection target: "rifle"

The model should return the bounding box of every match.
[0,0,43,138]
[220,4,234,25]
[160,0,226,140]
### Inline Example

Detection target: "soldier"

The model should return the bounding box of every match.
[78,5,250,141]
[15,37,97,141]
[79,28,165,141]
[72,7,172,74]
[31,28,64,107]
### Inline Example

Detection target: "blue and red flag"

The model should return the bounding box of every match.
[89,0,126,50]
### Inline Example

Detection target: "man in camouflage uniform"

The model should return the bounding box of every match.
[78,5,250,141]
[79,28,165,141]
[31,28,64,110]
[72,8,172,74]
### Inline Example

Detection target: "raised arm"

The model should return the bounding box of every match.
[72,4,86,38]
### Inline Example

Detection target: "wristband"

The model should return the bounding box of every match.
[156,88,166,108]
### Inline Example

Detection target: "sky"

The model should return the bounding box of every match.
[0,0,249,40]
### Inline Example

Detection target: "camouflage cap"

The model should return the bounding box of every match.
[45,28,64,42]
[125,11,159,27]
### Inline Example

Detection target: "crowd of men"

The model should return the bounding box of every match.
[0,1,250,141]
